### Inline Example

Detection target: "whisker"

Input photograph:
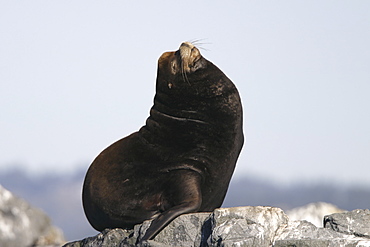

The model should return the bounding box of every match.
[198,46,210,52]
[181,64,191,86]
[187,38,211,51]
[188,38,209,45]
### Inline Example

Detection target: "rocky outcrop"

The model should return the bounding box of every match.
[64,206,288,247]
[0,184,66,247]
[63,205,370,247]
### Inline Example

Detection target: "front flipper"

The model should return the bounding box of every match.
[139,169,202,242]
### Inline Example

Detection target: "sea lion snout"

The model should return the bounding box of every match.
[179,42,202,73]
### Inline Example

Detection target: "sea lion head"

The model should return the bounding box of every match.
[156,42,231,100]
[156,42,212,90]
[158,42,206,75]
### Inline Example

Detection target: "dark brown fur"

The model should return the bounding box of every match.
[82,42,244,241]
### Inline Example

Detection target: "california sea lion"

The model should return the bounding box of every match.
[82,41,244,241]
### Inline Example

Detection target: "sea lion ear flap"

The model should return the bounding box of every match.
[170,60,178,74]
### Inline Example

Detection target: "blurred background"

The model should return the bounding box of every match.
[1,0,369,242]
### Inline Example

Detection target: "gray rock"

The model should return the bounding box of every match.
[64,213,211,247]
[0,184,65,247]
[324,209,370,238]
[64,228,133,247]
[286,202,344,227]
[141,212,211,246]
[273,220,370,247]
[207,206,288,247]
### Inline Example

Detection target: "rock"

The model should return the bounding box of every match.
[63,205,370,247]
[139,212,211,246]
[286,202,344,227]
[273,220,369,247]
[64,206,289,247]
[64,213,212,247]
[0,184,66,247]
[207,206,288,247]
[324,209,370,238]
[65,228,133,247]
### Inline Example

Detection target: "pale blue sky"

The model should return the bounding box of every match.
[1,1,369,186]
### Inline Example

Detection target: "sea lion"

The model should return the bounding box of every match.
[82,41,244,241]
